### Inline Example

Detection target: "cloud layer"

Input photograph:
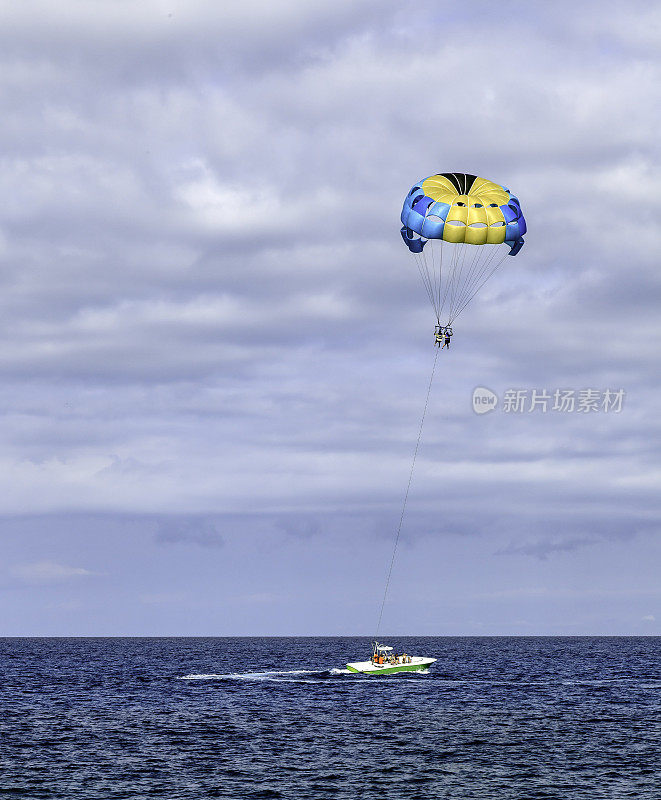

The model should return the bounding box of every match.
[0,1,659,634]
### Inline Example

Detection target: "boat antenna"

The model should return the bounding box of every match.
[374,346,440,640]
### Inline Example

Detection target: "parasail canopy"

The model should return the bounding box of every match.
[400,172,526,325]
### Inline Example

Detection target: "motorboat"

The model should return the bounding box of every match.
[346,642,436,675]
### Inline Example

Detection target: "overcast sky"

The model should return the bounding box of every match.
[1,0,659,637]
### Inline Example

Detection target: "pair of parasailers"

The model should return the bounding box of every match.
[434,325,453,349]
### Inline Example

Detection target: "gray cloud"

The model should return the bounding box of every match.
[495,536,599,561]
[155,516,224,548]
[10,561,94,584]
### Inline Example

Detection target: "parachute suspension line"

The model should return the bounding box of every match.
[436,245,453,322]
[424,242,443,323]
[414,251,438,321]
[448,242,466,315]
[444,243,464,322]
[453,242,484,316]
[413,251,434,312]
[446,245,461,316]
[375,346,440,640]
[450,244,506,322]
[451,248,509,323]
[422,242,437,320]
[436,239,444,317]
[415,238,509,326]
[435,249,446,319]
[413,253,432,310]
[422,242,441,322]
[449,244,490,321]
[428,238,436,315]
[429,238,443,322]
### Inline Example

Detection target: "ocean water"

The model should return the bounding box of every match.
[1,637,660,799]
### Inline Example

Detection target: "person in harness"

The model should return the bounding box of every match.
[442,326,453,349]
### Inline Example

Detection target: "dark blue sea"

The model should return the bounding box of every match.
[1,637,660,799]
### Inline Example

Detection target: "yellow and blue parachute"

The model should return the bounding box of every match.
[400,172,526,325]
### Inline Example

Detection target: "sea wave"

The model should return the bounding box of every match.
[180,669,330,682]
[179,666,432,682]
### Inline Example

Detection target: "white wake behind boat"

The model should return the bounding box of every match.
[346,642,436,675]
